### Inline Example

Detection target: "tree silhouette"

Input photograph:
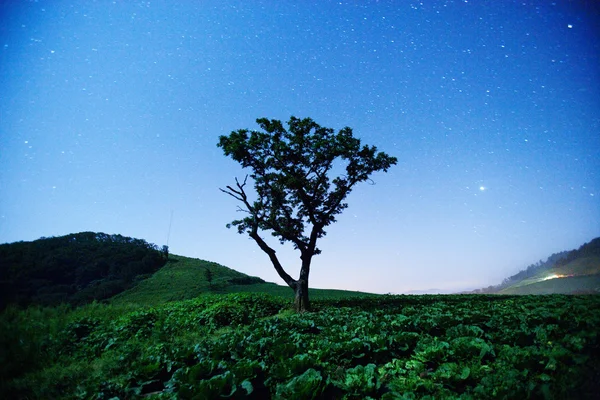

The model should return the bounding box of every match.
[218,116,397,311]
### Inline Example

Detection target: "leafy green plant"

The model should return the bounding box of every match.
[275,368,325,399]
[2,293,599,399]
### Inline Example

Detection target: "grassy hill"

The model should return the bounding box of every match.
[0,233,376,309]
[4,232,598,309]
[498,256,600,295]
[547,255,600,276]
[111,254,377,305]
[499,274,600,295]
[464,237,600,295]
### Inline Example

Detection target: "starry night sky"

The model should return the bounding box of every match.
[1,1,599,294]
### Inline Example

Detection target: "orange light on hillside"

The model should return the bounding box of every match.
[541,273,575,281]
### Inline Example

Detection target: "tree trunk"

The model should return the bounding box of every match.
[249,229,313,312]
[294,254,312,312]
[294,278,310,312]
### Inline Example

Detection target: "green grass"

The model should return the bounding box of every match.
[227,282,378,299]
[500,274,600,295]
[111,254,376,306]
[110,255,258,305]
[499,256,600,294]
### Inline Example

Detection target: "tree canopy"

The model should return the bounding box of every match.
[218,116,397,311]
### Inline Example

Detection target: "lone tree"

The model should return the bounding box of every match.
[218,116,397,311]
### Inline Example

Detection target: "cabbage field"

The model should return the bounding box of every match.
[2,293,599,399]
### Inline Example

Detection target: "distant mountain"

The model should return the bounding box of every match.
[463,237,600,295]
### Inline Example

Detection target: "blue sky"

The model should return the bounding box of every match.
[1,1,598,294]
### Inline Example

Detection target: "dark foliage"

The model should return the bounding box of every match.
[0,232,167,309]
[554,237,600,267]
[2,293,598,399]
[228,276,266,285]
[204,267,214,289]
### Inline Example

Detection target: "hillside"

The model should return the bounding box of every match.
[498,255,600,295]
[110,254,266,305]
[0,232,168,309]
[499,273,600,295]
[467,237,600,295]
[111,254,377,305]
[0,232,375,309]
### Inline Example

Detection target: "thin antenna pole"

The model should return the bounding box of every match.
[166,209,174,247]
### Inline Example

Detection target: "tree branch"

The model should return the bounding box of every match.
[249,226,296,289]
[220,175,252,207]
[222,174,299,288]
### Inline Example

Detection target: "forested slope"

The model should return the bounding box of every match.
[0,232,168,308]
